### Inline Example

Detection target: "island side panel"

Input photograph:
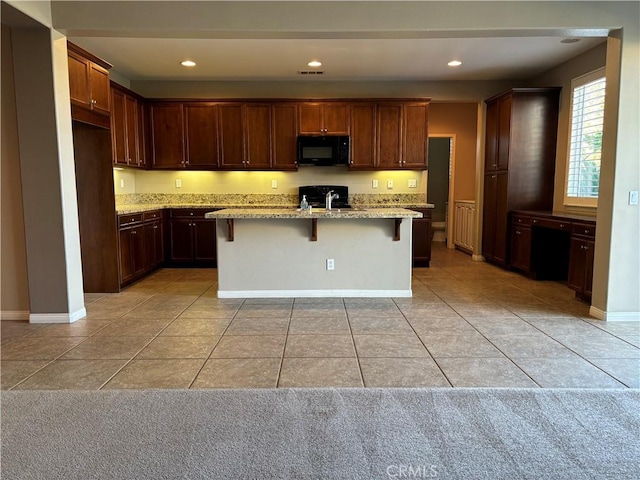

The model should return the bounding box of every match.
[215,218,413,297]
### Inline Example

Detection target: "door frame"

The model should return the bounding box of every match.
[428,133,456,248]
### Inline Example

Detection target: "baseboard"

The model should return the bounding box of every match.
[217,289,413,298]
[472,254,485,262]
[589,306,640,321]
[29,307,87,324]
[1,310,30,321]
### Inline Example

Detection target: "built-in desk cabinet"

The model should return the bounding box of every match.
[510,211,596,302]
[482,88,560,268]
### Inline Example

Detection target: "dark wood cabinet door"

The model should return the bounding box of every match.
[218,104,245,168]
[119,228,134,284]
[245,104,272,169]
[484,100,499,171]
[298,104,323,134]
[143,221,164,269]
[349,104,376,169]
[150,103,185,168]
[130,226,146,276]
[584,240,595,297]
[193,220,216,262]
[412,209,432,267]
[124,95,138,165]
[89,63,111,115]
[68,51,90,108]
[185,104,219,168]
[110,89,127,165]
[482,173,498,260]
[169,220,194,261]
[403,103,429,169]
[136,99,147,167]
[510,225,532,272]
[377,104,403,168]
[493,171,510,265]
[568,237,587,292]
[496,95,512,171]
[272,104,298,170]
[323,104,350,135]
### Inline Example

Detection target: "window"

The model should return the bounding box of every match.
[565,68,606,207]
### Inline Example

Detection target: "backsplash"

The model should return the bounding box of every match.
[115,192,427,207]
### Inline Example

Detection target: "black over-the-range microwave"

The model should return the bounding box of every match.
[297,135,350,166]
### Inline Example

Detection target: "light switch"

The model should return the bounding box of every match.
[272,179,278,189]
[387,179,394,189]
[630,190,639,206]
[372,179,379,189]
[408,179,417,188]
[120,179,125,189]
[175,179,182,188]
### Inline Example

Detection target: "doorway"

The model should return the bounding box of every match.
[427,136,453,245]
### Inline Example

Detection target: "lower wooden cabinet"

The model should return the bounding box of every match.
[118,210,164,287]
[510,223,532,274]
[411,208,432,267]
[568,223,596,301]
[168,208,217,266]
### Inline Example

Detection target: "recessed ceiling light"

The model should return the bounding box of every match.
[560,38,581,44]
[447,60,462,67]
[307,60,322,68]
[181,60,196,67]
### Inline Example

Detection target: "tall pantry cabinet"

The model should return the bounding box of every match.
[482,88,561,267]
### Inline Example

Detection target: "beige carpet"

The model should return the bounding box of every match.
[2,388,639,479]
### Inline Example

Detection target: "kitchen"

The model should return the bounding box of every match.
[2,1,639,326]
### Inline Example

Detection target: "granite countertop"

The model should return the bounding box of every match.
[115,203,434,215]
[204,207,423,219]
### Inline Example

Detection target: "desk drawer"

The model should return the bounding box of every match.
[170,208,210,219]
[531,217,571,231]
[512,215,532,226]
[572,223,596,238]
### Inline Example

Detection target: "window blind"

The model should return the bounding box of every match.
[566,72,606,200]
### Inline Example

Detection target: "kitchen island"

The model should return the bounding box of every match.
[205,208,422,298]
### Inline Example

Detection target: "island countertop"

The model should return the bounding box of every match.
[204,207,423,219]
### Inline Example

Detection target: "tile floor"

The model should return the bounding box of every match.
[2,244,639,390]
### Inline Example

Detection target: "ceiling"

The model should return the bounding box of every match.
[68,35,606,82]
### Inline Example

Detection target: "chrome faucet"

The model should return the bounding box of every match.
[326,190,339,210]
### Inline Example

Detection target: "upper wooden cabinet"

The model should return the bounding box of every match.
[298,103,350,135]
[349,104,377,169]
[185,103,219,168]
[375,102,429,170]
[272,104,298,171]
[67,42,112,128]
[143,99,430,171]
[111,83,146,168]
[149,103,185,168]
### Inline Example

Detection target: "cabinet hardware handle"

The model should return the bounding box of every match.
[190,212,194,215]
[585,229,589,234]
[491,175,497,179]
[560,224,565,228]
[533,219,538,223]
[516,230,521,235]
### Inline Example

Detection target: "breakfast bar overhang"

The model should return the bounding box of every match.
[205,208,422,298]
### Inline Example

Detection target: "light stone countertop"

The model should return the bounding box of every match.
[115,203,434,215]
[204,207,423,219]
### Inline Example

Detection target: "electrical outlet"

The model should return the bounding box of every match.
[175,179,182,188]
[120,179,125,189]
[408,179,417,188]
[387,179,394,189]
[272,179,278,189]
[630,190,639,206]
[326,259,335,271]
[372,179,379,189]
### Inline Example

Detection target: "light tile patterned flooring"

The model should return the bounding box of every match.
[2,244,639,390]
